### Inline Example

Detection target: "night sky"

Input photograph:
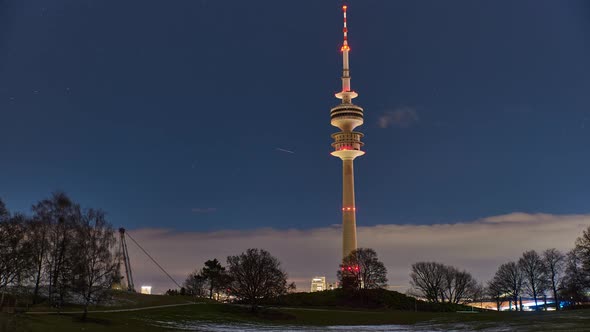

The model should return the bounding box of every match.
[2,0,590,233]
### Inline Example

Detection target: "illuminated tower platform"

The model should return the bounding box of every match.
[330,5,365,259]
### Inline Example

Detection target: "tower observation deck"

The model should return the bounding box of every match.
[330,4,365,259]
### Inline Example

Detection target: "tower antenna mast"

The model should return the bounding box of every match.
[341,4,351,93]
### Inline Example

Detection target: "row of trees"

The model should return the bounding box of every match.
[180,249,295,310]
[176,247,388,309]
[170,227,590,312]
[167,229,588,312]
[488,228,590,311]
[409,226,590,311]
[410,262,481,304]
[326,225,589,311]
[0,194,118,319]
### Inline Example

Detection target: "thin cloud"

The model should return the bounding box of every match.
[275,147,295,154]
[378,107,419,128]
[125,213,589,294]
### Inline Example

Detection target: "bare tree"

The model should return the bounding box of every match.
[493,262,523,311]
[518,250,546,309]
[410,262,445,303]
[184,270,207,298]
[560,248,588,306]
[441,266,478,304]
[26,215,50,304]
[338,248,387,292]
[574,225,590,287]
[410,262,478,304]
[0,213,33,306]
[287,281,296,293]
[34,192,80,308]
[226,248,288,310]
[0,200,8,222]
[70,209,118,320]
[486,276,506,311]
[542,248,565,310]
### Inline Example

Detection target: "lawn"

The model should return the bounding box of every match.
[3,291,590,331]
[24,291,198,313]
[3,302,590,332]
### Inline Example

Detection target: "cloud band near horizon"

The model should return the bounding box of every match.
[124,212,589,294]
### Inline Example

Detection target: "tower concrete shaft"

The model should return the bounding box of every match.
[342,159,357,257]
[330,4,364,259]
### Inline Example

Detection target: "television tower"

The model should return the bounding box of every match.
[330,4,365,259]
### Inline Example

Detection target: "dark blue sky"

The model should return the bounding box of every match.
[1,0,590,231]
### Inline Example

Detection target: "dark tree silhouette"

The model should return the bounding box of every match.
[338,248,387,292]
[441,265,478,304]
[560,248,588,306]
[201,259,229,300]
[0,200,8,222]
[33,192,80,308]
[70,209,118,320]
[518,250,546,309]
[574,226,590,286]
[226,248,288,310]
[542,248,565,310]
[493,262,524,311]
[486,276,506,311]
[184,270,207,297]
[27,213,50,304]
[410,262,477,304]
[410,262,445,303]
[0,213,33,306]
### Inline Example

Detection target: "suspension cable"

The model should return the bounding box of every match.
[125,231,183,290]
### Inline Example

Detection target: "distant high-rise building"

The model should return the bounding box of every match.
[330,4,365,259]
[310,277,327,292]
[140,285,152,295]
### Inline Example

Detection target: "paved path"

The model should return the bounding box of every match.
[27,303,371,315]
[233,304,374,314]
[26,302,199,314]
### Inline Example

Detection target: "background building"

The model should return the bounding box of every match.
[140,285,152,295]
[310,277,327,292]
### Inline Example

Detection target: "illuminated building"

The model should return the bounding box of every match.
[330,5,365,259]
[140,285,152,295]
[311,277,327,292]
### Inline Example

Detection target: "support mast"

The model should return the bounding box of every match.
[119,228,135,292]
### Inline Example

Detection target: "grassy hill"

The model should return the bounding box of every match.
[266,288,471,312]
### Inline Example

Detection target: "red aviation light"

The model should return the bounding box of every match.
[342,5,348,11]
